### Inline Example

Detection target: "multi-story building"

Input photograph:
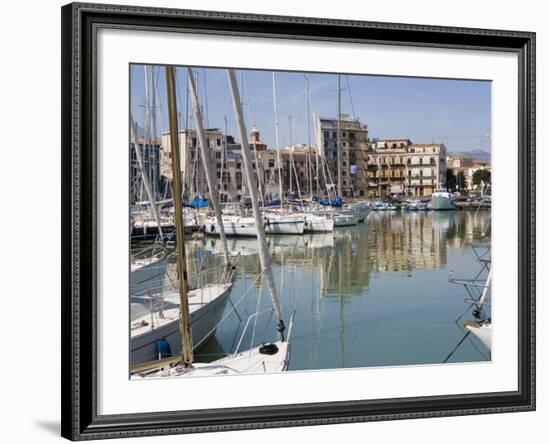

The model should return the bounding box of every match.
[160,127,268,203]
[317,116,447,198]
[403,143,448,196]
[317,114,370,198]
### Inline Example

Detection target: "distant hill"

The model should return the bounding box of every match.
[449,149,491,162]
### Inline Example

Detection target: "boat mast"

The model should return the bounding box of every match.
[130,112,164,239]
[288,115,293,195]
[243,73,265,207]
[166,65,194,365]
[272,72,284,208]
[305,76,313,199]
[227,69,285,341]
[187,68,230,267]
[337,74,342,198]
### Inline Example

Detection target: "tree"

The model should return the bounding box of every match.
[445,169,457,191]
[473,169,491,187]
[456,171,467,192]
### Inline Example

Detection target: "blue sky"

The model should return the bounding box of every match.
[130,64,491,153]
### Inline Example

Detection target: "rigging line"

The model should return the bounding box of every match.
[203,69,210,128]
[192,275,261,351]
[243,71,265,206]
[345,76,357,119]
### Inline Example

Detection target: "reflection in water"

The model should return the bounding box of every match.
[140,210,491,370]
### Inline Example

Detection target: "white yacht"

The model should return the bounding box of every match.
[431,187,456,210]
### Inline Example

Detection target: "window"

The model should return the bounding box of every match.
[216,162,221,169]
[269,160,275,168]
[236,163,241,169]
[323,131,329,139]
[342,132,347,138]
[349,132,355,139]
[217,139,221,146]
[332,132,337,138]
[419,158,423,165]
[215,152,221,159]
[192,137,197,147]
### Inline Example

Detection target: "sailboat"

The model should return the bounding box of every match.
[131,66,294,378]
[130,246,169,292]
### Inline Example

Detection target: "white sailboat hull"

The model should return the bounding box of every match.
[132,341,290,378]
[205,216,305,236]
[130,283,232,366]
[466,322,492,350]
[303,214,334,232]
[130,253,169,294]
[333,213,360,227]
[348,205,372,222]
[431,195,456,210]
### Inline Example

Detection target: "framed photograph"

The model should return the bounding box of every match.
[61,2,535,440]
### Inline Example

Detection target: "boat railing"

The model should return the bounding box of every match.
[233,309,276,354]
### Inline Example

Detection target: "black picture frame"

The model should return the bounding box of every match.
[61,2,536,440]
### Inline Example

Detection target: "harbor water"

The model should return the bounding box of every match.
[131,209,491,371]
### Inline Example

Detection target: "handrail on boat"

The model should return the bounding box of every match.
[233,309,275,354]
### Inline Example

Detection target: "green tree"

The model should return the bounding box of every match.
[445,169,457,191]
[473,169,491,187]
[457,171,467,192]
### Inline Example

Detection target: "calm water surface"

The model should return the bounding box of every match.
[135,210,492,370]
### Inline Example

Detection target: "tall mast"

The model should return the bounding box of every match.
[187,68,230,267]
[150,67,158,201]
[305,76,313,198]
[130,112,163,239]
[272,72,284,207]
[243,72,265,207]
[166,65,194,365]
[315,113,327,197]
[337,74,342,197]
[227,69,285,341]
[289,115,293,194]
